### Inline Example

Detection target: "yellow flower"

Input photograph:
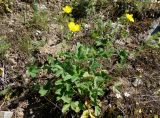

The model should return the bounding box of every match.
[126,13,134,22]
[63,5,72,14]
[68,22,80,32]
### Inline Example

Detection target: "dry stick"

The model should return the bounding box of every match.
[44,96,61,110]
[24,3,27,25]
[0,101,5,110]
[140,100,160,104]
[117,107,126,118]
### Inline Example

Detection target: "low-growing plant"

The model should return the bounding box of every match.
[27,43,112,116]
[26,1,142,117]
[32,11,48,29]
[27,1,48,30]
[118,49,128,65]
[26,65,40,78]
[90,14,129,42]
[17,35,46,56]
[50,43,111,115]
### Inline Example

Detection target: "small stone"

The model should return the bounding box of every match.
[84,24,91,29]
[116,93,122,99]
[35,30,42,36]
[124,92,130,97]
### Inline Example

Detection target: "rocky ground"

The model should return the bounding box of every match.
[0,0,160,118]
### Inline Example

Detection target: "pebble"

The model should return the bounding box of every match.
[124,92,130,97]
[116,93,122,99]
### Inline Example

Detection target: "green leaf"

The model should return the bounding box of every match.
[76,43,85,60]
[96,40,103,46]
[57,96,61,101]
[95,106,101,116]
[76,82,90,91]
[55,79,63,85]
[65,83,71,91]
[71,101,80,113]
[54,69,64,77]
[62,104,70,113]
[27,65,39,78]
[96,88,104,96]
[70,101,77,111]
[83,72,94,79]
[83,72,90,77]
[91,31,99,39]
[99,70,109,78]
[72,65,77,74]
[39,86,48,96]
[117,115,123,118]
[119,50,128,64]
[103,48,114,58]
[71,75,79,82]
[55,88,62,95]
[90,59,101,70]
[63,74,72,81]
[90,91,98,102]
[61,95,72,103]
[51,64,64,77]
